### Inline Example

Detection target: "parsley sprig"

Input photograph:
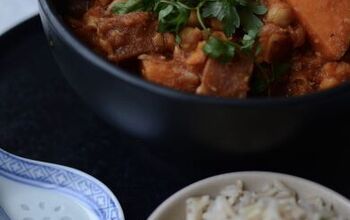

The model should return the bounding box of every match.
[155,1,190,34]
[112,0,267,62]
[203,36,236,62]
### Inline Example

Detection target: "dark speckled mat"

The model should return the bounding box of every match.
[1,16,350,220]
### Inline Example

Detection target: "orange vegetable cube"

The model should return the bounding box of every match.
[286,0,350,60]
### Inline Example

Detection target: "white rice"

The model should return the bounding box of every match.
[186,180,345,220]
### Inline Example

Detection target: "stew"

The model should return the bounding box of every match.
[66,0,350,98]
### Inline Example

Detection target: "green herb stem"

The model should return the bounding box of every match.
[112,0,268,61]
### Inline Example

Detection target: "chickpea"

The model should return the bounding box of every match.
[152,33,175,51]
[210,18,223,31]
[179,27,203,51]
[211,31,227,41]
[152,33,164,49]
[266,3,295,27]
[164,33,175,51]
[186,41,207,65]
[187,10,200,27]
[85,15,99,27]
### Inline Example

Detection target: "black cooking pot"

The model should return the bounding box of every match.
[38,0,350,152]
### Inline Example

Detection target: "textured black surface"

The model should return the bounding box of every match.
[1,17,350,220]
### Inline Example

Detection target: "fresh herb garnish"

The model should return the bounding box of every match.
[155,1,190,34]
[239,8,263,33]
[202,0,240,36]
[251,4,268,15]
[202,0,266,37]
[112,0,267,61]
[203,36,236,62]
[241,29,258,52]
[112,0,145,14]
[111,0,157,13]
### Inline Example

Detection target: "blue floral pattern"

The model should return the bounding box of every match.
[0,149,124,220]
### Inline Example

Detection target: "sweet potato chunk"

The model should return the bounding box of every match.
[286,0,350,60]
[140,55,201,93]
[196,55,254,98]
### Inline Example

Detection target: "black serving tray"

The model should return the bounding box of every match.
[1,16,350,220]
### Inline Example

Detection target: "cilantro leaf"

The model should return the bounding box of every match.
[222,5,240,36]
[202,0,240,36]
[155,1,190,33]
[251,4,268,15]
[239,8,263,33]
[203,36,236,62]
[144,0,158,11]
[202,1,226,20]
[112,0,268,61]
[112,0,145,14]
[247,1,268,15]
[241,29,258,52]
[112,0,157,13]
[236,0,248,6]
[159,5,174,20]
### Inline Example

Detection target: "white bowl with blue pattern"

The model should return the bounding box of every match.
[0,148,124,220]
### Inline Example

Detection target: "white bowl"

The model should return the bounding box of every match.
[148,171,350,220]
[0,148,124,220]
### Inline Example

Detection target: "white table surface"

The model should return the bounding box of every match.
[0,0,38,35]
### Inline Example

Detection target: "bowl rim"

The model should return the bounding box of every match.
[38,0,350,107]
[147,171,350,220]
